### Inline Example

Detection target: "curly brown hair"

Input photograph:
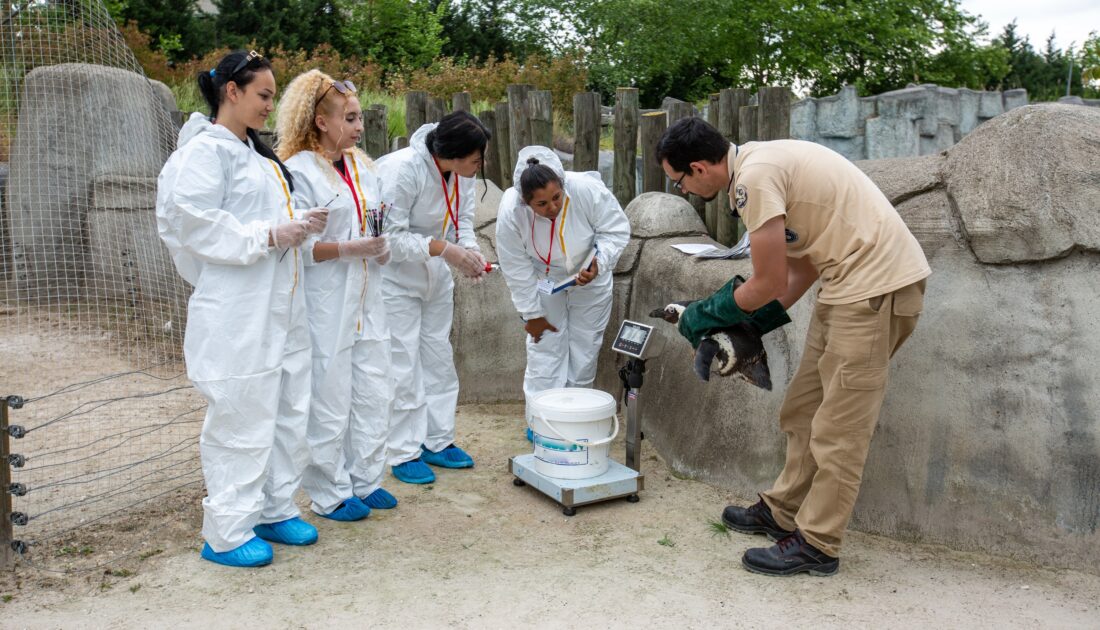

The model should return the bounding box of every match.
[276,68,354,161]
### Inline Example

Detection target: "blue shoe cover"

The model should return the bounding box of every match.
[200,537,272,568]
[254,516,318,546]
[392,459,435,484]
[525,427,533,443]
[315,496,371,522]
[362,487,398,509]
[421,443,475,469]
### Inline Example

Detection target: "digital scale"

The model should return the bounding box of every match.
[509,320,661,516]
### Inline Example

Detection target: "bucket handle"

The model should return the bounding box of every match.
[533,412,619,448]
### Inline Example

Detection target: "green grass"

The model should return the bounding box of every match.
[657,534,675,547]
[109,568,134,578]
[129,584,142,594]
[2,594,12,603]
[707,518,731,539]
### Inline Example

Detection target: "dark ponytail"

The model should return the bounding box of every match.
[519,157,563,203]
[196,49,294,192]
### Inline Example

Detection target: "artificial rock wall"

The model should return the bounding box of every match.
[791,83,1031,161]
[454,104,1100,572]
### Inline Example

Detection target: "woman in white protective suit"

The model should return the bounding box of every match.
[275,69,398,520]
[495,146,631,438]
[156,50,328,568]
[375,111,491,484]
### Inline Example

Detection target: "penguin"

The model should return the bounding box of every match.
[649,302,773,390]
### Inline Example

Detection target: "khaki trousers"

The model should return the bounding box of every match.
[761,280,925,557]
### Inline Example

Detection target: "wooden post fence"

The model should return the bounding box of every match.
[612,87,639,207]
[507,84,533,165]
[704,93,721,236]
[452,91,472,113]
[738,103,758,144]
[572,92,601,173]
[362,104,388,158]
[718,88,750,245]
[392,136,408,152]
[426,96,446,124]
[405,91,427,135]
[494,101,513,188]
[757,86,792,141]
[529,89,554,149]
[478,109,503,190]
[639,111,668,193]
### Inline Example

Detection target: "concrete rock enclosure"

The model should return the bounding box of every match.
[453,104,1100,571]
[7,63,180,324]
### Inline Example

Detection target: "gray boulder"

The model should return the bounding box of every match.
[8,63,177,309]
[944,104,1100,263]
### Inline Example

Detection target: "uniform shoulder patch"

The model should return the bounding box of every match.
[784,228,799,243]
[734,184,748,210]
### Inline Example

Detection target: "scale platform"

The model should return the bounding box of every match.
[509,453,644,516]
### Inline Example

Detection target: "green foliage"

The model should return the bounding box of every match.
[433,0,549,62]
[341,0,445,71]
[1082,33,1100,96]
[993,22,1086,101]
[706,518,730,539]
[118,0,214,61]
[657,533,675,547]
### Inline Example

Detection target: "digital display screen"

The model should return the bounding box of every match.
[620,324,648,344]
[613,321,653,357]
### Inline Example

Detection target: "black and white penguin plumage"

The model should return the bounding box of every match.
[649,302,773,390]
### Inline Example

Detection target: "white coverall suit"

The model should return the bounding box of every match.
[495,146,631,422]
[285,149,392,514]
[156,114,311,553]
[374,124,480,463]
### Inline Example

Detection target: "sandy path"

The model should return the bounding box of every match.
[1,403,1097,628]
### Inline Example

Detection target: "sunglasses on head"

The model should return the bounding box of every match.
[315,80,357,107]
[229,50,263,78]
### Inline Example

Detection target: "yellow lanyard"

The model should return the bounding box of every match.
[267,159,299,296]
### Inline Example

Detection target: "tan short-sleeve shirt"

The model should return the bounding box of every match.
[728,140,930,305]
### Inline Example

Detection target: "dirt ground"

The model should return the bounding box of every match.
[1,401,1098,629]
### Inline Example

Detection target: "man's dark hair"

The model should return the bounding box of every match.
[655,117,729,174]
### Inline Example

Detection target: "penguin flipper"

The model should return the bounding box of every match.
[693,338,719,382]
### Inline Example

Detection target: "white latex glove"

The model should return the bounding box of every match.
[336,236,389,260]
[300,207,329,234]
[270,220,310,249]
[374,249,391,266]
[440,241,485,279]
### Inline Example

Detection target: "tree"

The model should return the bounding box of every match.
[341,0,445,71]
[1082,32,1100,96]
[116,0,215,60]
[432,0,548,62]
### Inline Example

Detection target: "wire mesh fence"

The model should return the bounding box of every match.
[1,0,204,572]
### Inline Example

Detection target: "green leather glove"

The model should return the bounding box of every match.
[677,276,750,348]
[749,299,792,335]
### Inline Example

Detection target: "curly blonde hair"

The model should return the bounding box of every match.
[276,69,355,161]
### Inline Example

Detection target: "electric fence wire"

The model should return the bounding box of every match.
[13,477,205,575]
[23,384,195,433]
[22,364,187,405]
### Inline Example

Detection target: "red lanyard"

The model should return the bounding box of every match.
[334,156,363,235]
[531,216,556,275]
[433,157,460,242]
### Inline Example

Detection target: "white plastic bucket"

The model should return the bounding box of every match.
[529,388,619,480]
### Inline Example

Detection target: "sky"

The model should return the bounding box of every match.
[958,0,1099,51]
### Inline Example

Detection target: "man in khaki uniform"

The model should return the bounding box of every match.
[656,118,930,576]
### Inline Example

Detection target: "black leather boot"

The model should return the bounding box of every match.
[742,530,840,577]
[721,496,794,541]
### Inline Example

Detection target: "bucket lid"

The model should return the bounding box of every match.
[531,388,616,422]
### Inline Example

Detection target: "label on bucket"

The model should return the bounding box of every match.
[533,434,590,466]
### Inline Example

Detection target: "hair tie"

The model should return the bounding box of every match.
[209,69,216,77]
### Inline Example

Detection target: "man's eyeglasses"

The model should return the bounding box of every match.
[672,171,687,193]
[315,80,357,107]
[229,50,263,77]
